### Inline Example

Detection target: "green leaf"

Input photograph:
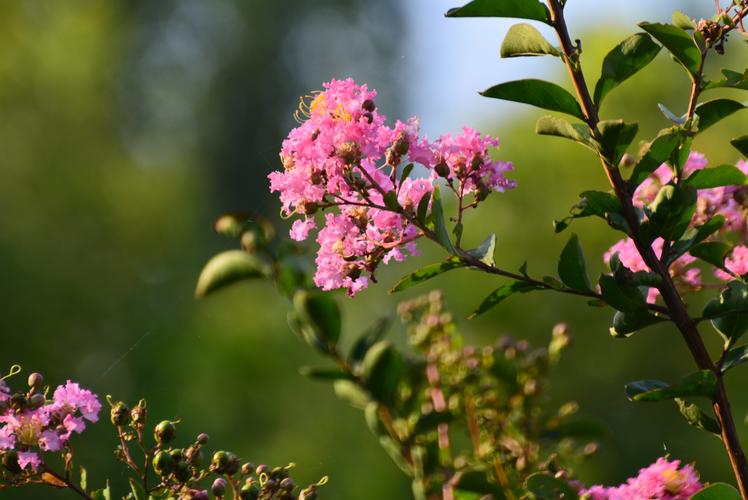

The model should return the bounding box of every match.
[648,184,697,241]
[598,274,647,312]
[91,483,112,500]
[558,234,592,292]
[466,233,497,266]
[481,79,585,120]
[597,120,639,165]
[722,344,748,373]
[594,33,661,107]
[574,190,622,217]
[690,241,731,269]
[704,281,748,344]
[704,68,748,91]
[630,133,682,187]
[500,23,559,58]
[675,398,721,435]
[349,317,391,364]
[695,99,745,132]
[672,11,696,30]
[293,290,342,347]
[333,379,370,409]
[732,135,748,158]
[299,366,354,381]
[684,164,747,189]
[454,469,506,498]
[469,281,538,319]
[639,22,702,79]
[430,186,455,253]
[691,483,742,500]
[668,215,725,262]
[416,190,431,226]
[625,370,717,402]
[389,258,464,293]
[80,467,88,493]
[383,191,401,211]
[194,250,270,298]
[129,478,147,500]
[610,309,666,337]
[535,116,594,150]
[361,341,405,405]
[524,473,579,500]
[445,0,550,24]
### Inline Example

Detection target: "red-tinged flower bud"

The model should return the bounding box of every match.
[27,372,43,388]
[225,452,240,476]
[280,477,295,491]
[196,433,209,445]
[393,136,409,156]
[153,450,174,476]
[131,399,147,423]
[241,462,255,475]
[361,99,376,112]
[110,401,130,426]
[28,393,46,409]
[255,464,269,476]
[212,478,227,497]
[300,485,318,500]
[310,128,320,141]
[191,490,209,500]
[154,420,176,445]
[434,160,450,178]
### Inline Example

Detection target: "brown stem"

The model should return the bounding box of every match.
[545,0,748,496]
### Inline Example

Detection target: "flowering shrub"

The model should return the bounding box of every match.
[0,368,325,499]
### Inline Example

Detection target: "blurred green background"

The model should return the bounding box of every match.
[1,1,747,498]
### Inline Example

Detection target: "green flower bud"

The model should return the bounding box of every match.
[211,478,227,497]
[153,450,174,477]
[174,460,191,483]
[169,449,185,463]
[28,393,46,409]
[154,420,176,445]
[110,402,130,426]
[27,372,43,388]
[225,452,240,476]
[239,482,259,500]
[10,393,26,410]
[212,451,230,474]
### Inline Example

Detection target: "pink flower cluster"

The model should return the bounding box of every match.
[0,379,101,471]
[605,153,748,301]
[581,457,702,499]
[269,78,514,295]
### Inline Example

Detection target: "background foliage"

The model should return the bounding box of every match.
[1,1,746,498]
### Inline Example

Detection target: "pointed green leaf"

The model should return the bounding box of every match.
[469,281,538,319]
[648,184,697,241]
[129,478,147,500]
[732,135,748,158]
[558,234,592,292]
[500,23,559,58]
[625,370,717,402]
[481,79,585,120]
[691,483,742,500]
[722,344,748,373]
[293,290,342,347]
[430,186,455,253]
[684,164,747,189]
[695,99,745,132]
[672,11,696,30]
[597,120,639,165]
[383,191,401,211]
[704,281,748,344]
[389,258,464,293]
[598,274,647,312]
[361,341,404,405]
[690,241,731,269]
[535,116,594,150]
[610,309,666,337]
[630,132,682,187]
[668,215,725,262]
[675,398,721,435]
[91,483,112,500]
[195,250,270,298]
[445,0,550,24]
[416,190,431,226]
[333,379,370,409]
[704,68,748,91]
[466,233,497,266]
[594,33,661,106]
[639,22,702,78]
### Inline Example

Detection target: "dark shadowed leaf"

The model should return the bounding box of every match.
[361,341,404,405]
[610,310,666,337]
[390,258,464,293]
[648,184,697,241]
[704,68,748,91]
[629,132,681,186]
[445,0,549,23]
[695,99,745,132]
[668,215,725,263]
[689,241,731,269]
[598,274,647,312]
[525,473,579,500]
[732,135,748,158]
[690,483,742,500]
[293,290,342,347]
[349,317,391,364]
[299,366,354,381]
[454,470,506,498]
[684,164,747,189]
[195,250,270,298]
[722,344,748,373]
[500,23,559,58]
[639,22,702,78]
[469,281,538,319]
[535,116,595,150]
[597,120,639,165]
[594,33,661,106]
[625,370,717,402]
[704,281,748,344]
[558,234,592,292]
[481,79,585,120]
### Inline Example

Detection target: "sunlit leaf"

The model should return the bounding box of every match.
[389,258,464,293]
[594,33,661,107]
[639,22,702,78]
[469,281,538,319]
[445,0,550,24]
[695,99,745,132]
[625,370,717,402]
[195,250,270,298]
[481,79,585,120]
[500,23,559,58]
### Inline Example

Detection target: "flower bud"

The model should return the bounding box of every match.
[27,372,43,388]
[212,451,230,474]
[110,401,130,426]
[280,477,295,491]
[241,462,255,475]
[361,99,376,112]
[131,399,147,423]
[196,433,210,445]
[225,452,240,476]
[174,460,191,483]
[255,464,269,476]
[10,393,27,410]
[28,393,46,409]
[211,478,227,497]
[153,450,175,476]
[393,136,409,156]
[170,449,185,463]
[434,160,450,178]
[300,485,317,500]
[154,420,176,445]
[239,482,260,500]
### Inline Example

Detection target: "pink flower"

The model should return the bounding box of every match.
[290,218,316,242]
[716,244,748,281]
[582,457,702,499]
[17,451,41,471]
[0,380,9,404]
[50,381,101,422]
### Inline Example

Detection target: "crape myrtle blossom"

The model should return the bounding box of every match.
[0,379,101,471]
[605,154,748,299]
[581,456,702,499]
[269,78,514,295]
